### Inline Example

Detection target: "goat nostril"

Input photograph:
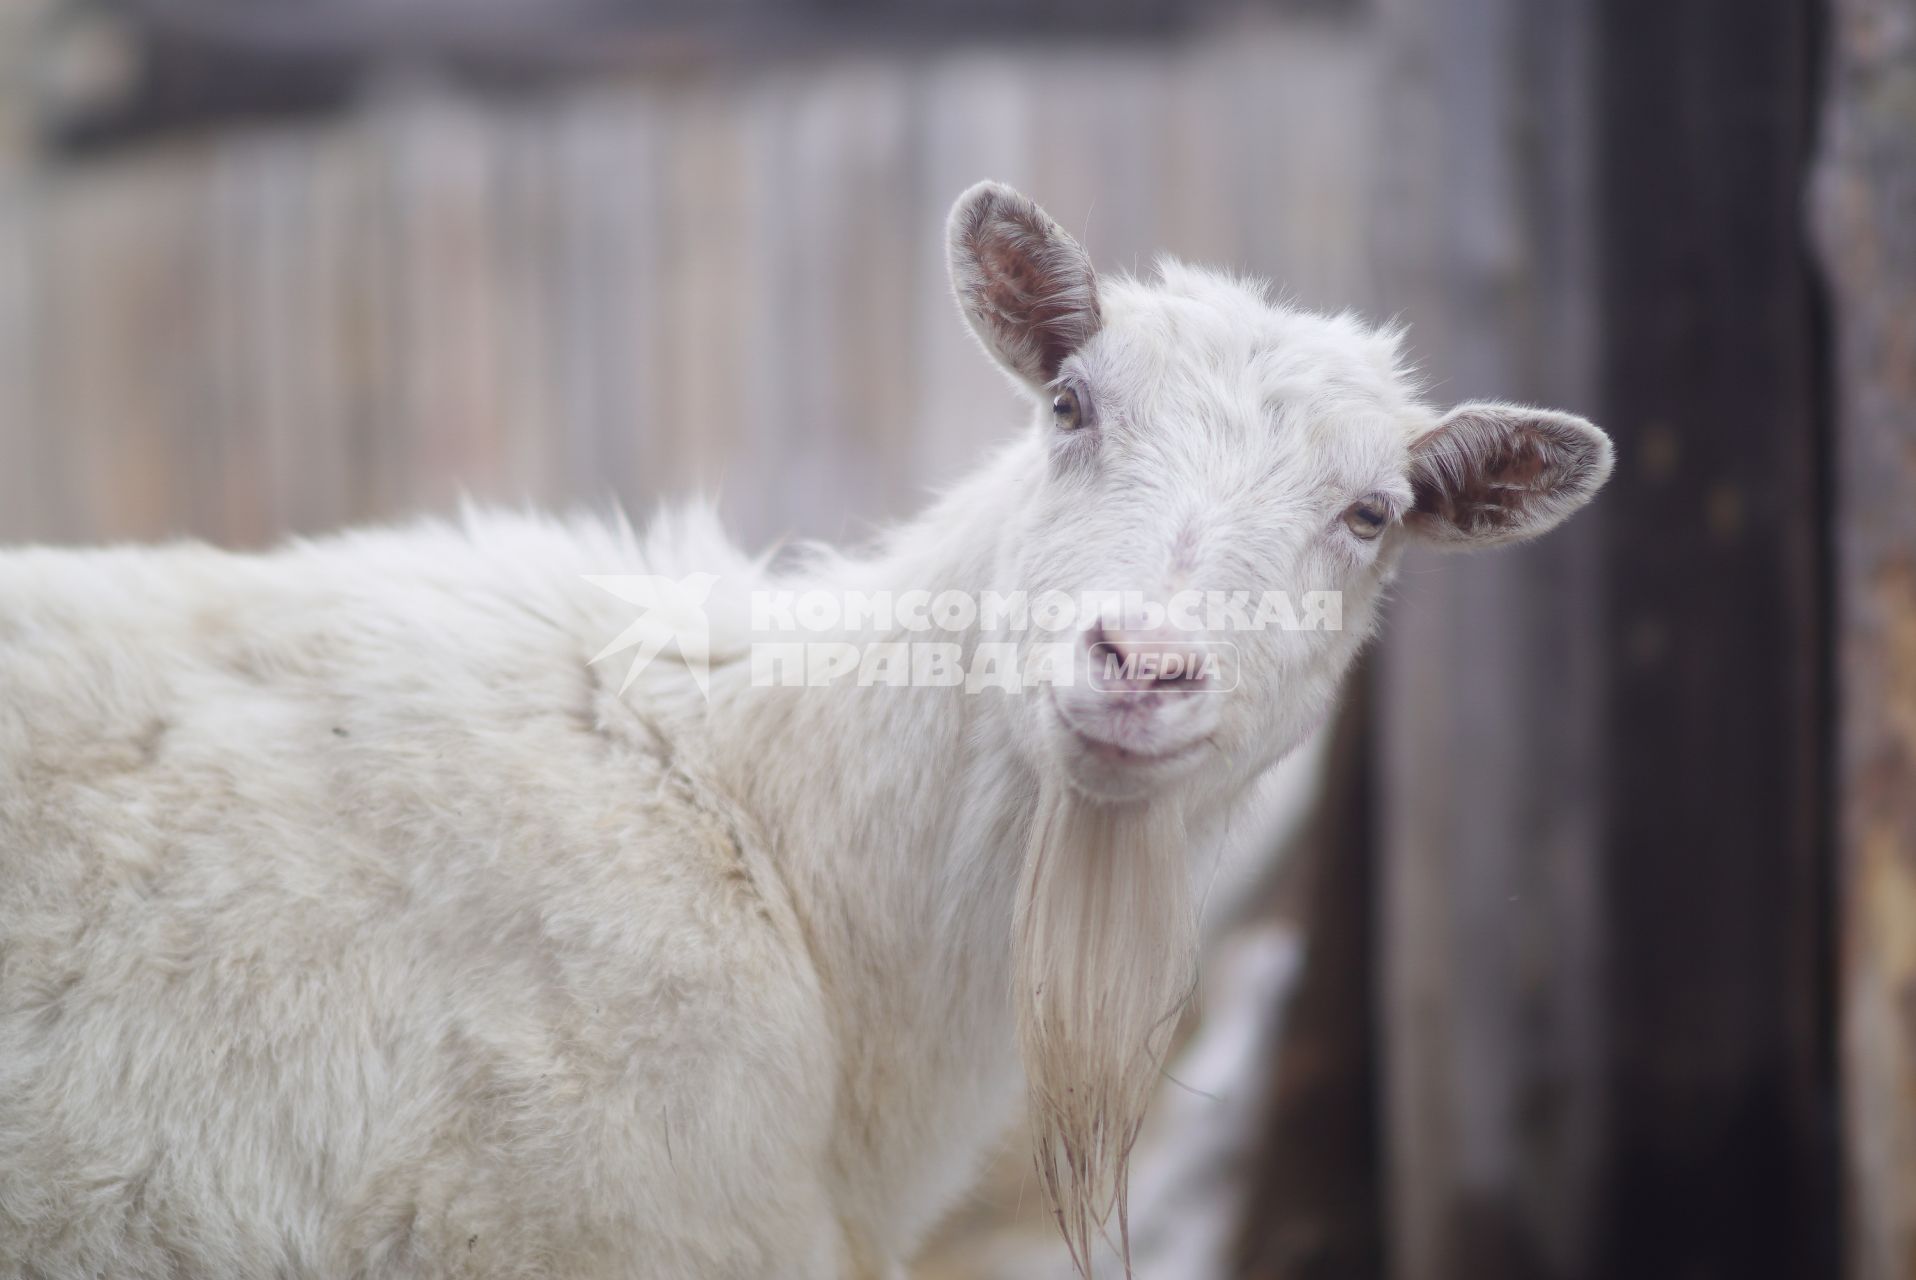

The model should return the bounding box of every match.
[1084,627,1129,692]
[1147,646,1212,691]
[1159,655,1207,689]
[1085,623,1217,693]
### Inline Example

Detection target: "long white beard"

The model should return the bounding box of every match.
[1013,782,1197,1275]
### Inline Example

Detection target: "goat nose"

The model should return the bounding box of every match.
[1083,621,1219,693]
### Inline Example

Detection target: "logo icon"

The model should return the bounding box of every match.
[1087,638,1240,693]
[583,573,719,698]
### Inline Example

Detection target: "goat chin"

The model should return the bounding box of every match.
[1013,780,1197,1275]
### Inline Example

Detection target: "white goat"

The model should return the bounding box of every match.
[0,182,1611,1279]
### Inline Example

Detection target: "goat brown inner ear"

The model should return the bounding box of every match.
[1410,419,1538,535]
[952,185,1102,386]
[1410,411,1594,540]
[1487,432,1551,486]
[976,240,1096,380]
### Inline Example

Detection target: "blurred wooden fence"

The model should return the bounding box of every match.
[0,12,1378,551]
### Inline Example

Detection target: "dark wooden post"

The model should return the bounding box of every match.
[1363,0,1840,1277]
[1593,2,1836,1277]
[1235,689,1384,1280]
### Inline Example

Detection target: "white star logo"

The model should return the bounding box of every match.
[582,573,719,699]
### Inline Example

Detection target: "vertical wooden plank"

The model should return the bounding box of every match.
[1593,2,1835,1277]
[749,63,915,541]
[384,92,510,512]
[274,128,368,533]
[480,105,563,511]
[1372,0,1607,1275]
[1235,686,1383,1280]
[203,133,289,545]
[341,100,419,524]
[0,56,39,544]
[1812,1,1916,1276]
[907,50,1032,495]
[0,1,60,543]
[546,85,660,517]
[39,151,212,543]
[1206,17,1382,312]
[653,78,749,505]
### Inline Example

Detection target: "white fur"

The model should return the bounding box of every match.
[0,183,1610,1278]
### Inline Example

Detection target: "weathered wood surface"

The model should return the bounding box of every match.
[0,19,1379,557]
[1813,1,1916,1277]
[1370,0,1608,1275]
[1372,0,1843,1277]
[1594,1,1834,1277]
[44,0,1292,154]
[1235,685,1382,1280]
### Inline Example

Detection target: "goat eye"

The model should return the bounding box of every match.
[1342,495,1390,540]
[1050,386,1084,431]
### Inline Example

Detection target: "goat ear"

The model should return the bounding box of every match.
[946,181,1101,391]
[1406,402,1614,548]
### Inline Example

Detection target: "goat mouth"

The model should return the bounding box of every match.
[1047,688,1207,767]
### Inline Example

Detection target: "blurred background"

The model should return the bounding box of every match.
[0,0,1910,1277]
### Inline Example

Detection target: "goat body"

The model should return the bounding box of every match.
[1,515,870,1276]
[0,183,1612,1279]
